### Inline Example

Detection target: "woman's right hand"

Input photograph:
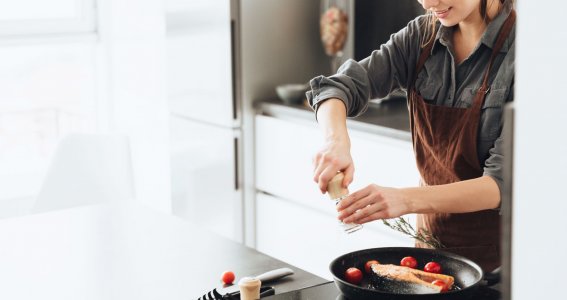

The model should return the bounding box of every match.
[312,138,354,194]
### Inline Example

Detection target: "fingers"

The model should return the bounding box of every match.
[336,188,370,213]
[337,185,390,223]
[312,152,351,193]
[353,210,390,225]
[342,164,354,188]
[318,165,338,193]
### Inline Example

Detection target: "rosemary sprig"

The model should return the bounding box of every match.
[382,217,444,249]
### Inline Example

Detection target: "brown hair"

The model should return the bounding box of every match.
[421,0,511,48]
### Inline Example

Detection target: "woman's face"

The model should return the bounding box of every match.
[418,0,482,26]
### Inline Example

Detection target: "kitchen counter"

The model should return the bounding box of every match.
[265,281,502,300]
[255,97,412,142]
[0,204,328,300]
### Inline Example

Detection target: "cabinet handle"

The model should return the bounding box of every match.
[234,137,239,191]
[230,20,238,121]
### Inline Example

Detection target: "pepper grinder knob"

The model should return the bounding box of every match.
[327,172,348,201]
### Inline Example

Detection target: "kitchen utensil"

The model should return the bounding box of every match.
[328,172,363,234]
[197,267,294,300]
[198,286,274,300]
[238,277,261,300]
[275,84,309,105]
[329,247,500,300]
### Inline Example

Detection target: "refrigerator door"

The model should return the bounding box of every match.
[170,115,242,242]
[166,0,238,128]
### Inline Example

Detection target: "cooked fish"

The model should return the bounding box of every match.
[370,263,455,294]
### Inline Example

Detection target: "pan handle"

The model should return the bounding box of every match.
[483,267,501,286]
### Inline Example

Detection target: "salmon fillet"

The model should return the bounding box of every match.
[370,263,455,294]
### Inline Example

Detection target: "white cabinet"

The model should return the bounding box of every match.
[256,193,412,280]
[165,0,237,127]
[170,116,241,242]
[255,115,420,278]
[255,115,419,211]
[166,0,242,241]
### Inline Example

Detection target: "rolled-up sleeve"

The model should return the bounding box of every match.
[306,16,425,119]
[483,133,505,199]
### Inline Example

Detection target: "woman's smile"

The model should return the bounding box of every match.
[433,7,452,19]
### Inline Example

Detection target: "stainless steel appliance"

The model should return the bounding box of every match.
[350,0,423,61]
[341,0,423,100]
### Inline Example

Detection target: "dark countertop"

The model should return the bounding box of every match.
[265,281,502,300]
[190,224,330,297]
[255,97,412,142]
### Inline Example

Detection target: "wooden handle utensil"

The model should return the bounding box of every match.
[327,172,349,201]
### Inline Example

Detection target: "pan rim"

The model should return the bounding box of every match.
[329,246,485,296]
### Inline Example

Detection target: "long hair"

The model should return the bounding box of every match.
[421,0,512,48]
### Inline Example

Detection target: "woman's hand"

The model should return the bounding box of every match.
[312,98,353,193]
[336,184,411,224]
[312,139,354,193]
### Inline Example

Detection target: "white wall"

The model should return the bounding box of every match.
[513,0,567,299]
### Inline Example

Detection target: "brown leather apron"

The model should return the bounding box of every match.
[410,11,516,272]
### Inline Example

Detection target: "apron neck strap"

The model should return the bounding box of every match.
[479,9,516,95]
[413,31,436,86]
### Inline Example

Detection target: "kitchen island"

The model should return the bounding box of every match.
[0,204,327,300]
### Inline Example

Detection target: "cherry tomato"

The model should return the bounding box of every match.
[400,256,418,269]
[431,279,449,292]
[344,267,363,285]
[364,260,380,274]
[424,262,442,274]
[221,271,235,285]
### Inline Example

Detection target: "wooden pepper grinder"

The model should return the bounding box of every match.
[327,172,349,201]
[327,172,363,234]
[238,277,261,300]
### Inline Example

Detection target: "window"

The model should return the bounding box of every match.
[0,1,98,204]
[0,0,96,36]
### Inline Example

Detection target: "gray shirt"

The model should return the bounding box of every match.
[307,2,514,197]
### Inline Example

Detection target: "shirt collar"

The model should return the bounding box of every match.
[431,0,515,54]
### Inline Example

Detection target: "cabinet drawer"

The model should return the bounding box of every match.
[256,193,413,280]
[255,115,420,208]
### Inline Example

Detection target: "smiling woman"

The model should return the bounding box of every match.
[307,0,516,272]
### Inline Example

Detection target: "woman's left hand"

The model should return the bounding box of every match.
[337,184,411,224]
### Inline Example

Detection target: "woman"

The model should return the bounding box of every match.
[307,0,515,272]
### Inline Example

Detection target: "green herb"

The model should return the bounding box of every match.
[382,217,444,249]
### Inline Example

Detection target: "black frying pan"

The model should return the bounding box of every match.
[330,247,499,300]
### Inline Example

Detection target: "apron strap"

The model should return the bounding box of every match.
[477,10,516,98]
[412,30,437,88]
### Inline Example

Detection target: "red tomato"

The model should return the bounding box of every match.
[344,267,363,285]
[424,262,442,274]
[400,256,418,269]
[221,271,235,285]
[364,260,380,274]
[431,279,449,292]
